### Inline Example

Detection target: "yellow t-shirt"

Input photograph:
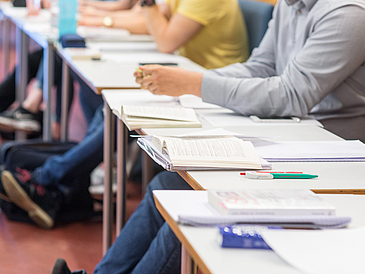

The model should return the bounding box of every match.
[165,0,249,69]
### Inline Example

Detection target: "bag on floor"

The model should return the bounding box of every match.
[0,139,98,226]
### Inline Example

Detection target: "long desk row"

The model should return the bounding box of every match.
[102,89,365,274]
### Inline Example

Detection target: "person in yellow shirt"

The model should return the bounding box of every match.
[78,0,249,69]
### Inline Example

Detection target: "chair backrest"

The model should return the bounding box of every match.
[238,0,274,53]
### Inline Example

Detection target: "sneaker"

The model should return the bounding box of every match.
[1,168,64,229]
[52,258,86,274]
[0,106,43,133]
[52,258,71,274]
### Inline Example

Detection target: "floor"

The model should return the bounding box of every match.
[0,21,143,274]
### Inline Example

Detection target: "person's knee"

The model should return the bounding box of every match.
[148,171,192,193]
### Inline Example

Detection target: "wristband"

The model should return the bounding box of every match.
[140,0,156,7]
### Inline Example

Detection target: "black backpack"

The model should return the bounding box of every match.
[0,139,98,226]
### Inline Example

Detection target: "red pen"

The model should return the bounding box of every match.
[240,171,304,176]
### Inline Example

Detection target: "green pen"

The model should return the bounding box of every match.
[136,68,143,76]
[136,68,151,77]
[270,173,318,179]
[245,172,318,179]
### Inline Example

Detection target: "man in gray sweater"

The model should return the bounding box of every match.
[136,0,365,142]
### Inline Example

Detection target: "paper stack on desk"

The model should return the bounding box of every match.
[153,190,351,229]
[254,140,365,162]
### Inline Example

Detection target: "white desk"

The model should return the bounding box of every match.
[101,88,365,252]
[142,111,365,194]
[155,193,365,274]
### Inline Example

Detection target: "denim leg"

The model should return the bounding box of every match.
[33,105,105,187]
[94,171,192,274]
[131,223,182,274]
[78,79,103,126]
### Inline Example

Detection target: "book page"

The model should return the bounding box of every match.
[154,136,261,169]
[122,105,198,122]
[163,137,253,158]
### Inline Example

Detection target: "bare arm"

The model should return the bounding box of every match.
[141,4,203,53]
[134,65,203,97]
[78,5,148,34]
[78,0,136,11]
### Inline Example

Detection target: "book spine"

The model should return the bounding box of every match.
[218,225,282,249]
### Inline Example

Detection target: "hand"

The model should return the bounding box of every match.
[134,65,203,97]
[26,0,41,16]
[78,5,99,16]
[78,15,104,26]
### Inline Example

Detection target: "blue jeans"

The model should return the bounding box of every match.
[33,102,104,189]
[94,171,192,274]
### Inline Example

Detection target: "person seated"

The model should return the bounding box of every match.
[0,51,74,139]
[0,0,250,228]
[48,0,365,273]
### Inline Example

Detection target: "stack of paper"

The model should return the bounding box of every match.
[254,140,365,162]
[153,190,351,229]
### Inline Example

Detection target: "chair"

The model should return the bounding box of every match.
[238,0,274,53]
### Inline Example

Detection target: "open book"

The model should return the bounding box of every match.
[137,135,265,171]
[121,105,202,130]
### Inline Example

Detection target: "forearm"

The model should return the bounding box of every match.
[112,14,148,34]
[78,10,148,34]
[142,5,171,52]
[201,71,310,118]
[81,0,134,11]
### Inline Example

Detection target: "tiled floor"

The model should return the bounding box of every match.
[0,25,143,273]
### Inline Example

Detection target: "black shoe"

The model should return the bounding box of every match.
[1,168,64,229]
[0,131,15,141]
[0,106,43,133]
[52,258,72,274]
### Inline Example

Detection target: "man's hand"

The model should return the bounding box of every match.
[134,65,203,97]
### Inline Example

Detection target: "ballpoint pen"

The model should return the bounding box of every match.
[245,171,318,179]
[240,171,303,176]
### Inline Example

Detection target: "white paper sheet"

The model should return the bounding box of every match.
[87,42,158,52]
[177,127,278,140]
[203,112,323,127]
[262,226,365,274]
[254,140,365,162]
[178,95,221,109]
